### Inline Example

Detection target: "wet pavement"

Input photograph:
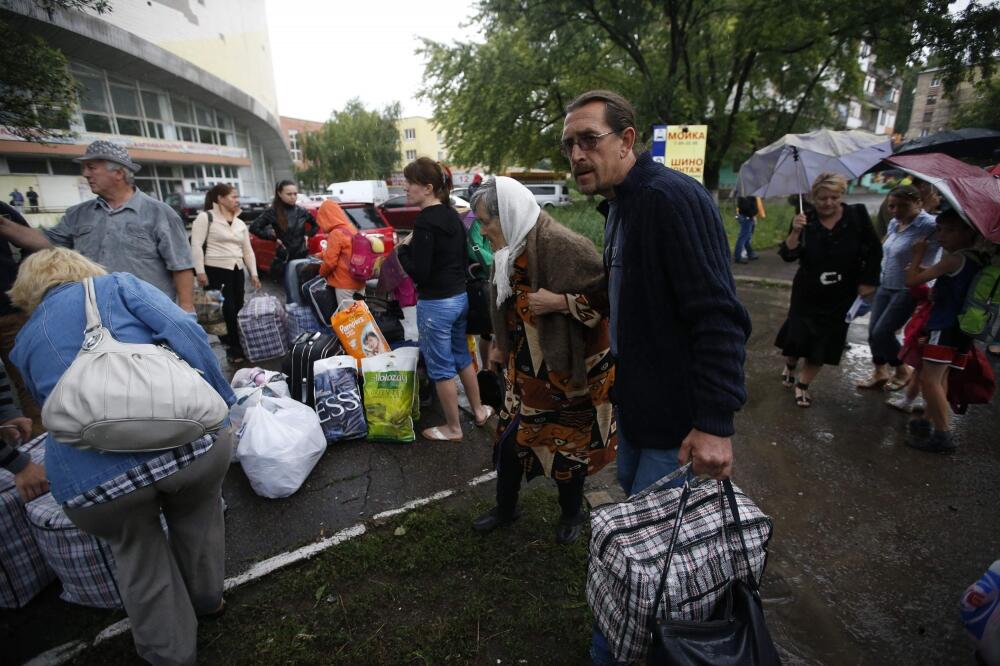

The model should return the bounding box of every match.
[9,278,1000,664]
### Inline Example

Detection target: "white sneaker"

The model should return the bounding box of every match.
[886,396,916,413]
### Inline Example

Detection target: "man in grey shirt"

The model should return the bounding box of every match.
[0,141,195,310]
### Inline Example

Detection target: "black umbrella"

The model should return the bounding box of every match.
[894,127,1000,159]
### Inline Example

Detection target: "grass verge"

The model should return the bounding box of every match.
[73,485,593,665]
[548,198,794,254]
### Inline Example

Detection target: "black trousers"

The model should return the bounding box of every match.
[204,265,246,356]
[495,424,585,520]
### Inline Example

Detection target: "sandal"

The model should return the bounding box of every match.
[794,382,812,408]
[474,405,495,427]
[422,426,463,442]
[781,365,796,388]
[884,371,912,392]
[856,373,889,390]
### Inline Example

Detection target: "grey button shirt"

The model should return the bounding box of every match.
[44,189,194,299]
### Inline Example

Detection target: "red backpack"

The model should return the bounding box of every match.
[948,347,996,415]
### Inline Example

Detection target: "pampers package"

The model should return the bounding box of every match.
[313,355,367,442]
[361,352,418,443]
[331,300,391,360]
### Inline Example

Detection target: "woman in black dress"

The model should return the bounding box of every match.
[775,173,882,407]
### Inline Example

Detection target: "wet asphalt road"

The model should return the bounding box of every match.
[11,278,999,664]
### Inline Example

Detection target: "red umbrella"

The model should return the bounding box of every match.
[883,153,1000,243]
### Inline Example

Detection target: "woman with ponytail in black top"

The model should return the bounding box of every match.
[249,180,316,300]
[397,158,493,441]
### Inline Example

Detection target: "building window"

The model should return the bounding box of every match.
[6,158,49,174]
[405,149,417,160]
[923,111,934,123]
[436,132,444,143]
[437,151,444,160]
[404,128,416,140]
[926,94,936,105]
[864,76,876,94]
[76,72,113,133]
[890,88,899,104]
[860,42,872,58]
[920,128,930,137]
[930,75,941,88]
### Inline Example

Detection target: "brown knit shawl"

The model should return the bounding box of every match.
[489,211,607,387]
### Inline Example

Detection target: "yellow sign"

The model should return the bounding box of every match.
[663,125,708,183]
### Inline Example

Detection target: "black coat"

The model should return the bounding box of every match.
[249,204,316,261]
[600,152,751,449]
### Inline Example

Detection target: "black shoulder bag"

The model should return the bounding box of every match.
[646,479,782,666]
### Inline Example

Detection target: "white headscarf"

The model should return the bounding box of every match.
[493,176,541,306]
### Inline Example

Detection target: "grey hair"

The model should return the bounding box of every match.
[469,177,499,219]
[105,161,136,185]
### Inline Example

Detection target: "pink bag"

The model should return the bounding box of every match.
[395,276,417,307]
[376,249,416,306]
[348,234,378,281]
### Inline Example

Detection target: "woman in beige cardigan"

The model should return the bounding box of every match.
[191,183,260,363]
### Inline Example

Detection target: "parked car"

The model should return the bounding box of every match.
[327,180,390,206]
[525,183,570,208]
[250,201,396,276]
[238,196,269,222]
[378,195,471,231]
[165,192,205,227]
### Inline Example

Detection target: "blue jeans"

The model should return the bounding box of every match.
[591,411,683,665]
[416,293,471,381]
[283,258,312,305]
[734,215,757,261]
[868,287,916,366]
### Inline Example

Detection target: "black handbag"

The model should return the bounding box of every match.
[646,479,781,666]
[466,277,492,336]
[476,369,504,410]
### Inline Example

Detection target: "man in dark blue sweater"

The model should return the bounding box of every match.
[555,90,751,666]
[557,90,751,493]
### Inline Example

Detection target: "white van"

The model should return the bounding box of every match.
[525,183,570,207]
[326,180,390,205]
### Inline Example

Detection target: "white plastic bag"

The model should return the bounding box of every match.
[229,369,291,459]
[237,396,327,498]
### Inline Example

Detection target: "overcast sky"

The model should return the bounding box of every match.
[264,0,480,122]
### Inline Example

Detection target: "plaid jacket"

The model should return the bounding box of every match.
[238,294,289,362]
[587,467,772,663]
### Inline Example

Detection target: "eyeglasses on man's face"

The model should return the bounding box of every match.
[560,130,617,158]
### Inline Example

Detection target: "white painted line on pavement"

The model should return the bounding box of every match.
[372,489,454,521]
[224,522,367,590]
[26,470,498,665]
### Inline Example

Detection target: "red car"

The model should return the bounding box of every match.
[378,194,471,232]
[250,201,396,275]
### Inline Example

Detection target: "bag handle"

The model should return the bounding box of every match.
[83,277,103,333]
[651,475,759,621]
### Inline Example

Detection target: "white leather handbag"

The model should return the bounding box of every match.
[41,277,229,452]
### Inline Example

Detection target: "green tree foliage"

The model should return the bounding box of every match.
[0,1,111,141]
[421,0,1000,188]
[953,76,1000,131]
[300,99,402,187]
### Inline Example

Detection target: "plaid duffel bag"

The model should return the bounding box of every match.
[238,293,290,362]
[286,302,325,339]
[26,492,122,609]
[0,434,55,608]
[587,464,773,663]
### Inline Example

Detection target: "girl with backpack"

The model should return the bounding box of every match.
[317,199,365,304]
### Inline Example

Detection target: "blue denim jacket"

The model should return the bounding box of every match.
[11,273,236,503]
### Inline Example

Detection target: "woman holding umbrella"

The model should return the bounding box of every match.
[776,173,883,407]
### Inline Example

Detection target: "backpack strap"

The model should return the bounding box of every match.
[202,211,214,256]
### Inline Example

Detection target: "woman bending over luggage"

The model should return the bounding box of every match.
[191,183,261,363]
[468,177,616,546]
[397,158,493,441]
[249,179,316,300]
[9,248,236,666]
[775,173,882,408]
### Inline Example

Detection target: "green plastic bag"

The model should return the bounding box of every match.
[959,262,1000,341]
[467,217,494,281]
[361,352,418,443]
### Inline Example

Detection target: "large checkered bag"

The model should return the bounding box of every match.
[286,302,325,339]
[0,434,55,608]
[237,293,289,362]
[25,492,122,609]
[586,464,772,663]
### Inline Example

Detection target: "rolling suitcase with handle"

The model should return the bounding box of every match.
[281,331,342,407]
[302,276,341,329]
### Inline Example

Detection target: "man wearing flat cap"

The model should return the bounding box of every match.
[0,141,195,310]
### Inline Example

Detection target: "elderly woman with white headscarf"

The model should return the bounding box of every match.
[469,177,616,546]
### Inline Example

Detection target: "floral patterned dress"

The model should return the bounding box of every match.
[496,255,617,483]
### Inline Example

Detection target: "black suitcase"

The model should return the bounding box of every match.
[365,296,406,343]
[302,276,339,328]
[281,331,342,406]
